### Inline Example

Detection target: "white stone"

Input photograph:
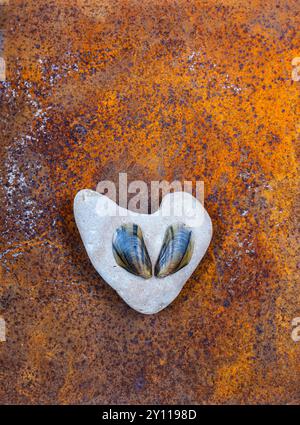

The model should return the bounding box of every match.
[74,190,212,314]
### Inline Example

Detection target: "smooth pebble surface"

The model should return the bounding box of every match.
[74,190,212,314]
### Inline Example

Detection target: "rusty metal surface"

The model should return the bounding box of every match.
[0,0,299,404]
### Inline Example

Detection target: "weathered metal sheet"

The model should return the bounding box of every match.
[0,0,299,404]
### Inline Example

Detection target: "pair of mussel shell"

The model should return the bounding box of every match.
[112,223,194,279]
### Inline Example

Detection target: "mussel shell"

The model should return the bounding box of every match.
[112,223,152,279]
[154,223,194,278]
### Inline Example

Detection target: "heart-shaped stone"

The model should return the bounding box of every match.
[74,190,212,314]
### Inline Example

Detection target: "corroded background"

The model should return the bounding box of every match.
[0,0,299,404]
